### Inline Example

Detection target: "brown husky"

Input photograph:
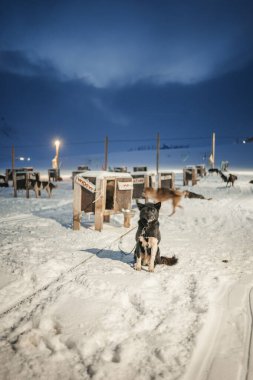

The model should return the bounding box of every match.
[143,187,185,216]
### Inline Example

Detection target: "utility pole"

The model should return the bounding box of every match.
[104,136,108,171]
[12,145,17,197]
[156,132,160,175]
[212,132,215,169]
[12,145,15,172]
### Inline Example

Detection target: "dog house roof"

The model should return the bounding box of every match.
[76,170,132,179]
[131,171,156,176]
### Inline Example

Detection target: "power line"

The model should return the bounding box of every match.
[0,135,244,149]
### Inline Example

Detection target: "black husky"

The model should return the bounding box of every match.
[134,202,177,272]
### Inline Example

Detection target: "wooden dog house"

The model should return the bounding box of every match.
[131,171,156,199]
[72,167,90,189]
[48,168,61,182]
[13,169,40,198]
[113,167,128,173]
[6,167,33,182]
[195,165,206,178]
[133,166,147,172]
[183,167,198,186]
[73,171,133,231]
[158,171,175,189]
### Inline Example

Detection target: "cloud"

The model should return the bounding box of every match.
[0,0,253,88]
[0,50,61,79]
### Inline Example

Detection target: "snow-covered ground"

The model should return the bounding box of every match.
[0,170,253,380]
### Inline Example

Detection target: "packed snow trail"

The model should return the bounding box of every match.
[183,276,253,380]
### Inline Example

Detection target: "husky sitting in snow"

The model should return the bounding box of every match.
[29,179,57,198]
[134,201,177,272]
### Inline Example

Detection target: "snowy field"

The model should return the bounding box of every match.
[0,170,253,380]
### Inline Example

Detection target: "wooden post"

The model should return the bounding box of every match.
[104,136,108,171]
[13,170,17,197]
[73,181,82,230]
[212,132,215,169]
[12,145,15,187]
[123,210,131,228]
[95,179,104,231]
[25,173,29,198]
[156,133,160,175]
[192,168,197,186]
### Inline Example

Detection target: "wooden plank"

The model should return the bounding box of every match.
[73,181,82,230]
[95,179,104,231]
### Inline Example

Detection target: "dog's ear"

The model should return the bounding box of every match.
[154,202,161,210]
[136,201,145,210]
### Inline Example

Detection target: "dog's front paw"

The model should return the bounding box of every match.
[134,263,142,271]
[148,266,154,272]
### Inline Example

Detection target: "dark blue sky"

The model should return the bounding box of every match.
[0,0,253,161]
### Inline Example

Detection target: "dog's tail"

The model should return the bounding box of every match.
[160,255,178,266]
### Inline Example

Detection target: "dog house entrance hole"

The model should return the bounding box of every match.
[106,179,115,210]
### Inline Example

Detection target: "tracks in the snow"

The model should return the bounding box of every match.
[183,278,253,380]
[0,226,137,343]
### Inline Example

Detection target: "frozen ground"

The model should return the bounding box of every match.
[0,170,253,380]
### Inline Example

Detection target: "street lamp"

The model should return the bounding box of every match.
[54,139,60,171]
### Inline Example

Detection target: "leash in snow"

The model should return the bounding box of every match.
[117,226,138,256]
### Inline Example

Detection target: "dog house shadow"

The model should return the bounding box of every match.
[83,248,134,264]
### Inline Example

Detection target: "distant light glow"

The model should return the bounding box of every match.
[17,156,31,161]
